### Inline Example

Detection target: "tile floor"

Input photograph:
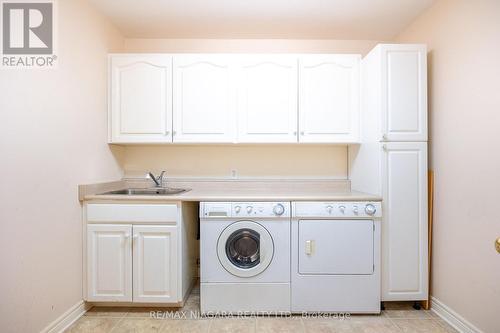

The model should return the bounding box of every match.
[66,285,457,333]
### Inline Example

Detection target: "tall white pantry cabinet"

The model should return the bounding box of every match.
[350,44,429,302]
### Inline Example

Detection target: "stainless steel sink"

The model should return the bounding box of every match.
[101,188,190,196]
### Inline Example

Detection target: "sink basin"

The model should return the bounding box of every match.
[101,188,190,196]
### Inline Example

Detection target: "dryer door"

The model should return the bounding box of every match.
[298,219,374,275]
[217,221,274,277]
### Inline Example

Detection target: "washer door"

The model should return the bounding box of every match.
[217,221,274,278]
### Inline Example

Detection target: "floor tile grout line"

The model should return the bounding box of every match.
[107,316,125,333]
[386,316,404,332]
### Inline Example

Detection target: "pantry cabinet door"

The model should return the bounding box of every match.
[299,55,360,143]
[237,56,298,143]
[87,224,132,302]
[133,225,178,303]
[110,55,172,143]
[381,45,427,141]
[173,55,237,143]
[381,142,428,301]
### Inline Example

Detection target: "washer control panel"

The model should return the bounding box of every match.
[201,202,290,218]
[293,202,382,218]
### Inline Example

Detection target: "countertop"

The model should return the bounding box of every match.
[80,179,382,202]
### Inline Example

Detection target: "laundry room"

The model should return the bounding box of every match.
[1,1,499,333]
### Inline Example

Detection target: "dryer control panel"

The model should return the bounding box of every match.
[293,202,382,218]
[201,202,290,218]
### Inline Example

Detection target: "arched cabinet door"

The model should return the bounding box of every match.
[110,55,172,143]
[236,56,298,143]
[299,55,360,143]
[173,55,237,143]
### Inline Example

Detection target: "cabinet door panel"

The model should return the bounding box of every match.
[382,45,427,141]
[133,225,178,303]
[173,56,236,142]
[299,55,360,143]
[382,142,428,300]
[237,56,298,142]
[87,224,132,302]
[110,55,172,143]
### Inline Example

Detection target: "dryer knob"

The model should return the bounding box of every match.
[365,204,377,216]
[234,206,241,213]
[273,204,285,216]
[246,206,253,213]
[353,205,359,214]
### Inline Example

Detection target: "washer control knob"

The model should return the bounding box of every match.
[365,204,377,216]
[273,204,285,216]
[339,205,346,214]
[234,206,241,214]
[326,205,333,214]
[246,206,253,214]
[353,205,359,214]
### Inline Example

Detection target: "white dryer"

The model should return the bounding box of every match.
[291,201,382,313]
[200,202,291,314]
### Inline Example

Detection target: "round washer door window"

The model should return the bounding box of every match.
[217,221,274,278]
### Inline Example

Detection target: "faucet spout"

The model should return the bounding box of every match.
[148,171,167,187]
[148,172,161,187]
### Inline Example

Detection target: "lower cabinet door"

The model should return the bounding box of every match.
[87,224,132,302]
[381,142,428,301]
[133,225,178,303]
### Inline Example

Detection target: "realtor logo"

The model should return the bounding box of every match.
[1,0,57,68]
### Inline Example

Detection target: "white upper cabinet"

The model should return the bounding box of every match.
[110,55,172,143]
[108,53,372,144]
[381,45,427,141]
[236,56,298,143]
[173,55,237,143]
[298,55,360,143]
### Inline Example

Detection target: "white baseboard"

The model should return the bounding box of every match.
[431,296,483,333]
[40,300,90,333]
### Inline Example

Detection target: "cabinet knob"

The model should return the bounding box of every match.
[382,134,387,141]
[293,131,297,136]
[300,131,305,136]
[495,237,500,254]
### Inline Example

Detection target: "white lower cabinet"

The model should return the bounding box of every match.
[87,224,132,302]
[87,224,178,303]
[381,142,428,301]
[133,225,178,303]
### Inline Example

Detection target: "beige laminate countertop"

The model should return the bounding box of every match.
[80,179,381,202]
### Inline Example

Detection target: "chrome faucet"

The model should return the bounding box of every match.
[148,171,166,188]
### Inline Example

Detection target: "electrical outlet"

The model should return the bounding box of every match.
[231,169,237,179]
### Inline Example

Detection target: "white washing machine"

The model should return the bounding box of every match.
[200,202,291,314]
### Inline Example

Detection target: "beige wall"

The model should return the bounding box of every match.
[396,0,500,331]
[123,38,381,54]
[121,38,381,179]
[124,145,348,179]
[0,0,124,332]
